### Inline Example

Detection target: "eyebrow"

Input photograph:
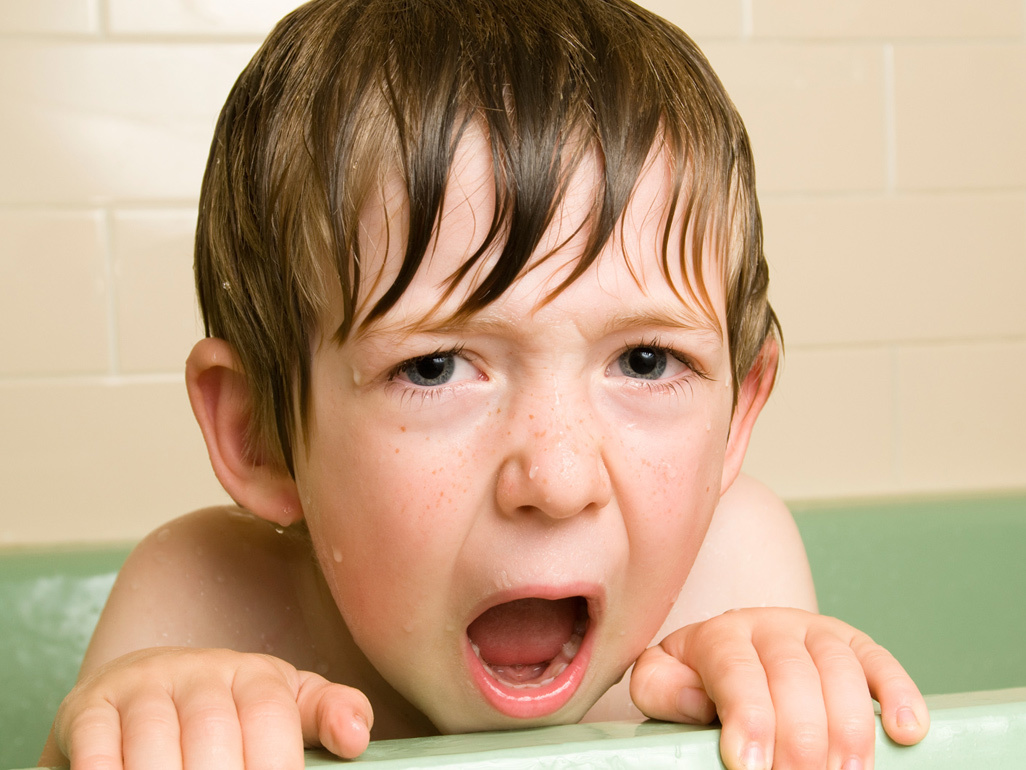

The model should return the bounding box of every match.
[599,306,724,340]
[350,302,723,349]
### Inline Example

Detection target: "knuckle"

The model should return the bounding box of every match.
[182,702,240,733]
[834,714,875,751]
[724,704,775,744]
[779,723,828,766]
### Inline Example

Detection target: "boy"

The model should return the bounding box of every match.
[41,1,929,768]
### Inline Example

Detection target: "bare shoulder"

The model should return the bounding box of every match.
[79,507,319,675]
[661,474,818,633]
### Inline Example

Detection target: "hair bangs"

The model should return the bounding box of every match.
[195,0,777,470]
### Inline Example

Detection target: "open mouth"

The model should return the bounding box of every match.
[464,595,592,719]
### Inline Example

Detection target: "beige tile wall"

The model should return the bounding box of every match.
[1,0,1024,544]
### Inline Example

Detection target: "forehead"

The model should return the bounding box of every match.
[341,126,725,339]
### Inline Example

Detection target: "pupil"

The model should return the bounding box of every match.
[411,355,452,384]
[623,347,665,379]
[630,348,658,374]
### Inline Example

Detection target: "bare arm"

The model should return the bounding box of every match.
[39,508,373,768]
[660,473,817,635]
[584,474,816,723]
[620,476,928,770]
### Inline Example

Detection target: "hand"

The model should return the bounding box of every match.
[41,647,373,770]
[629,608,929,770]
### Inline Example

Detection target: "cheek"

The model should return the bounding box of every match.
[300,425,485,634]
[615,411,729,600]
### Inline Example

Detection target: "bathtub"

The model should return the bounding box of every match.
[2,491,1023,768]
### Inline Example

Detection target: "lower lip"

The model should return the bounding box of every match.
[462,623,594,720]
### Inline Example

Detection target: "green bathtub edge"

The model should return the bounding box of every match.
[21,688,1026,769]
[4,490,1024,768]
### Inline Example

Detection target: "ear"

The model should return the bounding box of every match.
[720,337,779,496]
[186,337,304,527]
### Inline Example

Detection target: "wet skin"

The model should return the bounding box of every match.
[291,130,750,733]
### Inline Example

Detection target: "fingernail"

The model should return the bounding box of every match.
[741,742,765,770]
[842,757,863,770]
[897,706,919,730]
[674,686,708,719]
[351,712,369,734]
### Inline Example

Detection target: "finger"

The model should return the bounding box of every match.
[175,673,244,770]
[118,684,183,770]
[295,671,373,759]
[58,698,125,770]
[806,627,875,770]
[659,620,776,770]
[755,625,828,770]
[233,661,305,770]
[853,633,930,746]
[629,642,716,724]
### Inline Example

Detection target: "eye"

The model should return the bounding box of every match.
[611,345,694,381]
[391,349,478,388]
[617,347,666,379]
[402,354,455,386]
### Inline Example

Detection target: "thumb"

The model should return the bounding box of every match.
[295,671,374,759]
[629,630,716,725]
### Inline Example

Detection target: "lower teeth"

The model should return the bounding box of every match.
[472,630,584,689]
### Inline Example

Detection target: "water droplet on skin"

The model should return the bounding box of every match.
[274,526,285,535]
[529,465,539,480]
[156,528,171,543]
[332,548,342,563]
[706,422,711,432]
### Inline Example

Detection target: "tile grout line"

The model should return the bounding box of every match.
[96,0,109,38]
[101,207,121,377]
[883,43,898,195]
[889,344,904,489]
[740,0,754,39]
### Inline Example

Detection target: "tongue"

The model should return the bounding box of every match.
[467,597,578,667]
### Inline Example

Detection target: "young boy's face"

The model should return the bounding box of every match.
[292,128,741,733]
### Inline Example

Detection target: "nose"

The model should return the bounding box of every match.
[494,383,613,521]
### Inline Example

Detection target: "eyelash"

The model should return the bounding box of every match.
[382,339,709,402]
[384,345,469,402]
[616,338,709,395]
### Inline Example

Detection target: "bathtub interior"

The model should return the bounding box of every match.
[2,491,1024,769]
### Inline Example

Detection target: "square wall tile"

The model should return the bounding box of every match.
[897,341,1026,492]
[762,193,1026,346]
[0,379,230,544]
[112,209,203,374]
[0,41,258,204]
[0,0,99,35]
[703,43,887,193]
[0,209,109,376]
[636,0,743,38]
[752,0,1023,39]
[108,0,301,35]
[743,347,898,500]
[895,44,1026,190]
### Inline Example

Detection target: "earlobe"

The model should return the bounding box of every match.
[720,338,779,495]
[185,337,304,527]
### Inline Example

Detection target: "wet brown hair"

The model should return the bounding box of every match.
[195,0,778,473]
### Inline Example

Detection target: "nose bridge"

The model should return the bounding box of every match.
[496,373,612,520]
